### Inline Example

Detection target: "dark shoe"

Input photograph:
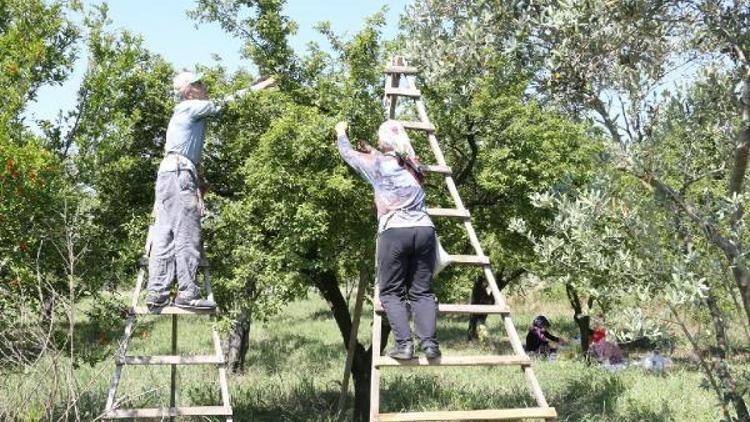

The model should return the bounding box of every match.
[423,345,442,359]
[145,291,169,308]
[174,295,216,310]
[387,343,414,360]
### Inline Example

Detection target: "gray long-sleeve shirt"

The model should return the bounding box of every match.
[159,99,221,174]
[337,134,433,233]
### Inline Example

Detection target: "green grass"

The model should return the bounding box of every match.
[0,292,723,421]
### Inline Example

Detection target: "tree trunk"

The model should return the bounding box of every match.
[313,269,373,421]
[672,204,749,420]
[225,307,251,373]
[467,277,492,341]
[467,269,523,340]
[726,73,750,328]
[565,283,592,353]
[705,291,750,421]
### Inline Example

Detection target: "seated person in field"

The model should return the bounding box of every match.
[588,326,625,365]
[525,315,566,355]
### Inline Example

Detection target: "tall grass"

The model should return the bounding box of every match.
[0,292,724,421]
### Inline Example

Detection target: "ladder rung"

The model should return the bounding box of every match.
[399,120,435,132]
[104,406,233,418]
[375,355,531,367]
[131,306,216,315]
[436,304,508,314]
[385,87,422,98]
[117,355,224,365]
[449,255,490,265]
[376,304,508,315]
[376,407,557,421]
[422,165,452,175]
[384,65,419,75]
[427,208,470,219]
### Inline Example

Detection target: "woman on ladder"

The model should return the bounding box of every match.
[335,120,440,360]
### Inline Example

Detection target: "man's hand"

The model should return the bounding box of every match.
[251,76,277,92]
[197,192,206,217]
[335,121,348,137]
[197,167,208,216]
[221,76,278,106]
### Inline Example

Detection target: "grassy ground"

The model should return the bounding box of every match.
[1,290,723,421]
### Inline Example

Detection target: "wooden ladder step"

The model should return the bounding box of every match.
[374,355,531,367]
[376,303,508,315]
[384,65,419,75]
[131,306,216,315]
[449,255,490,265]
[422,165,452,175]
[117,355,224,365]
[427,208,470,219]
[385,87,422,98]
[399,120,435,132]
[376,407,558,421]
[104,405,233,418]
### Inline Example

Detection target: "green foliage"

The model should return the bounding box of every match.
[190,1,388,323]
[0,138,64,287]
[42,5,175,287]
[402,2,602,290]
[0,0,78,136]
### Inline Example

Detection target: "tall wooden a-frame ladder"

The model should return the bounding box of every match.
[353,57,557,422]
[102,241,233,420]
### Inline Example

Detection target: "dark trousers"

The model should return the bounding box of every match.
[378,226,438,348]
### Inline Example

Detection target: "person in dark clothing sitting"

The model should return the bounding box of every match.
[525,315,567,355]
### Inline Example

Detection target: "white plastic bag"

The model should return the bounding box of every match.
[641,351,671,372]
[434,235,451,276]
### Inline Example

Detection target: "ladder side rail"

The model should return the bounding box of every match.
[336,267,369,421]
[373,57,556,420]
[105,238,152,416]
[401,59,553,415]
[104,264,148,415]
[523,365,550,409]
[202,265,233,421]
[369,236,384,422]
[383,65,399,119]
[372,61,405,420]
[169,314,178,422]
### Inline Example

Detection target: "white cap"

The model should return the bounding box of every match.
[173,71,203,100]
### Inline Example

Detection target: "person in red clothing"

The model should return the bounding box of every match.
[589,324,624,365]
[591,327,607,344]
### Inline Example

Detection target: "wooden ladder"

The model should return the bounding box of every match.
[344,57,557,422]
[103,243,233,421]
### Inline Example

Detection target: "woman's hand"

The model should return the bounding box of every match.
[356,140,373,153]
[335,121,348,137]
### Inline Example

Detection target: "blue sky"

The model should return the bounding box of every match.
[26,0,410,125]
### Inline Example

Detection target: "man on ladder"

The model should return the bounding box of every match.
[146,71,276,310]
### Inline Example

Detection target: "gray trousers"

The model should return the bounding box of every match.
[147,170,202,298]
[378,226,438,348]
